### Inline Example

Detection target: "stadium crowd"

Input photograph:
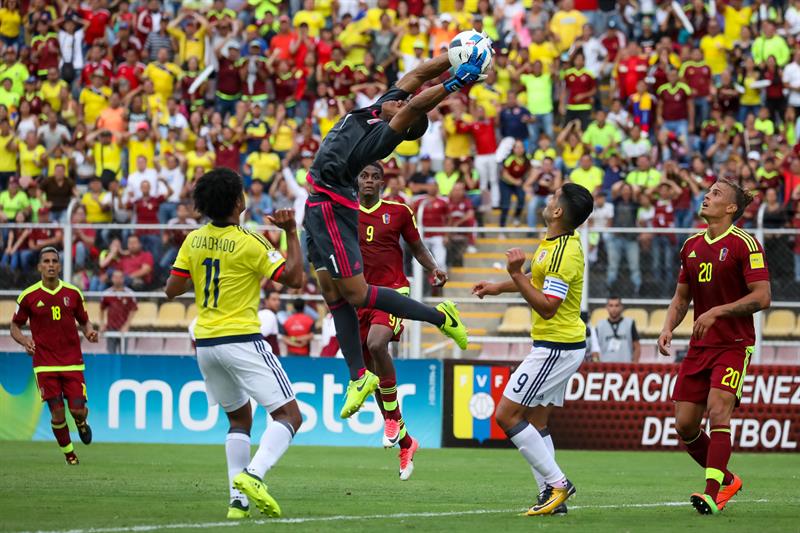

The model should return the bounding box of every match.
[0,0,799,299]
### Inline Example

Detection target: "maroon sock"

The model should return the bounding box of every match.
[704,425,733,499]
[682,429,710,468]
[398,419,413,449]
[51,420,73,454]
[379,376,401,421]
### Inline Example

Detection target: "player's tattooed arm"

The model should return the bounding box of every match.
[395,54,451,94]
[692,281,771,340]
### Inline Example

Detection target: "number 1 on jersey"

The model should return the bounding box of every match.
[202,257,221,308]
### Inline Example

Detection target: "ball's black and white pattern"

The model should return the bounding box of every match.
[448,30,494,75]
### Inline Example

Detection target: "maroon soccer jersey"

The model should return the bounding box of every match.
[678,227,770,348]
[681,62,712,97]
[12,281,89,370]
[358,199,420,290]
[657,83,692,121]
[100,287,138,330]
[562,68,596,108]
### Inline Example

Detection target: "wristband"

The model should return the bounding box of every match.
[443,77,465,93]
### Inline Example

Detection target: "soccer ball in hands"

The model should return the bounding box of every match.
[448,30,494,78]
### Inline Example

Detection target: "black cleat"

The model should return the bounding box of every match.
[77,422,92,445]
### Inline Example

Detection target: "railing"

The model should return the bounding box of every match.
[1,202,798,364]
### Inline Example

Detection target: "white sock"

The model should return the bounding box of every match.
[225,431,251,505]
[531,429,556,494]
[246,419,294,479]
[508,422,565,487]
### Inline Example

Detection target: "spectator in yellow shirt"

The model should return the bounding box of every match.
[18,132,46,179]
[143,48,182,102]
[550,0,587,52]
[469,70,506,118]
[125,121,158,176]
[444,101,474,160]
[293,0,325,37]
[244,138,281,184]
[79,71,112,127]
[168,11,209,67]
[80,176,112,223]
[366,0,397,31]
[184,137,216,180]
[0,0,21,46]
[723,0,752,49]
[40,67,68,112]
[700,20,728,76]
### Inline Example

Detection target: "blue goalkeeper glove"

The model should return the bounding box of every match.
[443,47,488,93]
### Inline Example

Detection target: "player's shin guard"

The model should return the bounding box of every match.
[682,429,710,468]
[364,285,444,327]
[247,420,294,479]
[328,299,366,380]
[531,427,555,494]
[704,425,733,500]
[51,420,72,453]
[505,421,566,487]
[226,429,251,506]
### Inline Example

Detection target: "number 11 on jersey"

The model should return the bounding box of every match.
[202,257,221,308]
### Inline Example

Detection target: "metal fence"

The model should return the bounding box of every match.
[1,200,798,363]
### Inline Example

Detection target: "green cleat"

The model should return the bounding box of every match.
[226,500,250,520]
[232,471,281,518]
[340,370,379,418]
[690,493,720,515]
[436,300,468,350]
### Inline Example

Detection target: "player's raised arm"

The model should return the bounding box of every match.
[394,54,452,94]
[266,208,304,289]
[389,48,488,135]
[658,282,691,356]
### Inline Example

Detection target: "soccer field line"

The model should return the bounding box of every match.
[22,499,771,533]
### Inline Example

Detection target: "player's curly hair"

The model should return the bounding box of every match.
[718,178,754,221]
[364,161,385,178]
[193,168,244,221]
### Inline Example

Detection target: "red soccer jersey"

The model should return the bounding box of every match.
[359,199,420,289]
[563,68,596,108]
[115,62,145,90]
[283,313,314,355]
[100,287,138,330]
[456,119,497,155]
[132,195,163,235]
[617,56,648,99]
[414,196,449,238]
[657,83,692,121]
[681,62,711,97]
[12,281,88,370]
[678,227,771,348]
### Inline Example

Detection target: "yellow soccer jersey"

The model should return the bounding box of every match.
[172,223,286,341]
[529,231,586,345]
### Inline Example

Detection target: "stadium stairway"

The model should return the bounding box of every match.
[420,209,539,358]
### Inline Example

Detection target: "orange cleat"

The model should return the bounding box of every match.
[716,474,743,511]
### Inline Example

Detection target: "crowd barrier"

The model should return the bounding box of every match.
[3,353,797,451]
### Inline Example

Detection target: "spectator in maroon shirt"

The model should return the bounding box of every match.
[214,126,244,171]
[27,207,63,255]
[111,22,142,63]
[214,41,242,118]
[31,19,60,77]
[282,298,315,356]
[100,270,138,354]
[414,181,449,269]
[128,180,166,261]
[113,234,154,290]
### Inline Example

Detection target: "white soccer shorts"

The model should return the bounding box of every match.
[503,343,586,407]
[196,338,295,413]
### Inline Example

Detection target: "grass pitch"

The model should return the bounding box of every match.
[0,442,798,533]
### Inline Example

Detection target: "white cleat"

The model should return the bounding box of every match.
[398,437,419,481]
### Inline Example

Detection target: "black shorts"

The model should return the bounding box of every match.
[304,195,363,279]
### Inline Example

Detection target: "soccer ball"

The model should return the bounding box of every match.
[448,30,493,75]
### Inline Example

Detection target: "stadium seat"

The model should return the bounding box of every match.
[157,302,186,329]
[762,310,796,337]
[497,306,530,334]
[643,309,667,336]
[129,337,164,354]
[625,308,650,331]
[183,303,197,328]
[131,302,158,329]
[0,300,16,326]
[589,307,606,326]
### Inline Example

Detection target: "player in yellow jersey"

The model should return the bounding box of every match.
[473,183,593,517]
[165,168,304,520]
